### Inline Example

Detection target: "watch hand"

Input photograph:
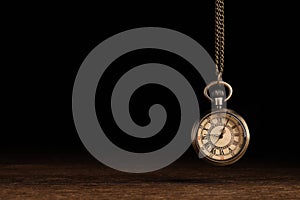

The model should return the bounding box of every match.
[214,135,222,145]
[220,119,229,137]
[213,119,229,145]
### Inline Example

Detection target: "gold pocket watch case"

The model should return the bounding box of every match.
[192,109,250,166]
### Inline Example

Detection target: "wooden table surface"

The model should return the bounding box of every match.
[1,155,299,199]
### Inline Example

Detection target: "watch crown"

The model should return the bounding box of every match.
[211,89,225,109]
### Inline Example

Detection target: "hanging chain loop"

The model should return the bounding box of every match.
[215,0,225,81]
[205,0,233,102]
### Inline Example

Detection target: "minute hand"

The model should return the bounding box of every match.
[221,119,229,135]
[214,119,229,144]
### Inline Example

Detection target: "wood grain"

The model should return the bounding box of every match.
[0,156,299,199]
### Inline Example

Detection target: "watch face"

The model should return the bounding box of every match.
[193,109,250,166]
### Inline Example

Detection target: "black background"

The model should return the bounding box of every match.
[2,2,299,163]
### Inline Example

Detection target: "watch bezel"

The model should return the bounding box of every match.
[192,108,250,166]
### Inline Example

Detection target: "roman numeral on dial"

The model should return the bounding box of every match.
[211,147,217,155]
[219,149,224,155]
[204,143,211,150]
[229,148,235,156]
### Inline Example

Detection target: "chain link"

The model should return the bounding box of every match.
[215,0,225,81]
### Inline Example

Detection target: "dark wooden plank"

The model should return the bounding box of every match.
[0,156,299,199]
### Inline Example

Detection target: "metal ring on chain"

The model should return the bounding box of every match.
[203,80,233,102]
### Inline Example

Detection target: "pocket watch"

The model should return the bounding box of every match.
[192,0,250,166]
[192,81,250,166]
